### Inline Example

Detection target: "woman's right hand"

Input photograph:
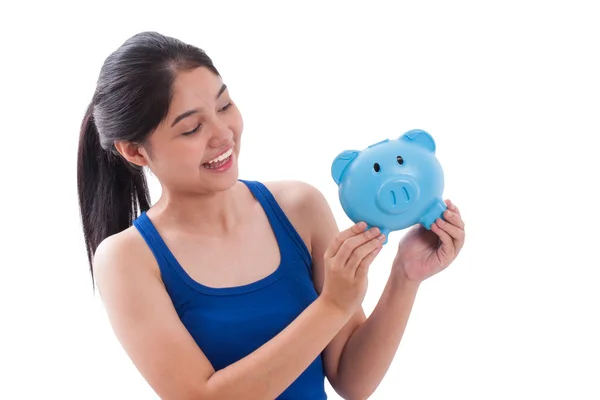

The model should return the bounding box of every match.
[320,222,386,316]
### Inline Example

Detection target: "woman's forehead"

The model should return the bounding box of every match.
[172,67,224,101]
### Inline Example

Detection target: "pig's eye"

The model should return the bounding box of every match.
[373,163,381,173]
[397,156,404,165]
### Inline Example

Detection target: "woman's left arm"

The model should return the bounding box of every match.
[292,182,465,399]
[334,276,421,398]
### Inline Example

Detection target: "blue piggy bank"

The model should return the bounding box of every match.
[331,129,447,244]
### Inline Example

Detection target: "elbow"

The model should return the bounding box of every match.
[162,386,213,400]
[194,381,222,400]
[156,379,219,400]
[343,388,377,400]
[332,379,378,400]
[199,376,258,400]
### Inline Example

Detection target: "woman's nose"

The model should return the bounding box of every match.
[207,118,232,147]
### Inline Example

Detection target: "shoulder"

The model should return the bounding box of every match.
[263,180,328,212]
[263,180,332,222]
[93,225,160,295]
[261,180,338,253]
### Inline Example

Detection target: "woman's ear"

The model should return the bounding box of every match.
[114,141,150,167]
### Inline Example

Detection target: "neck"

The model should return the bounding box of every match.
[150,182,244,237]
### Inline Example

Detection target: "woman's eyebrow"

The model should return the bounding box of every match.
[171,84,228,127]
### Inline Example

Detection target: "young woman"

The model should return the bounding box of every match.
[77,31,465,400]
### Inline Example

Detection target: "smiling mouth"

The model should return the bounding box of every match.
[202,147,233,169]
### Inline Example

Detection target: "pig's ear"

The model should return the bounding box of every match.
[399,129,436,153]
[331,150,359,184]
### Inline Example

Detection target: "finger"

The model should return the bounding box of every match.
[445,199,462,218]
[346,233,385,272]
[336,227,382,265]
[355,243,383,279]
[437,216,465,250]
[443,208,465,230]
[324,221,368,259]
[431,219,455,257]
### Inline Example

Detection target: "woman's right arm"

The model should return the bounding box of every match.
[93,224,377,400]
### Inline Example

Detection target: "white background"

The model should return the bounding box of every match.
[1,1,599,399]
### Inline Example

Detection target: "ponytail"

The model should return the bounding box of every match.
[77,102,151,286]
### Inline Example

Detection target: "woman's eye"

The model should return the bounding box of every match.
[182,103,231,136]
[183,124,202,136]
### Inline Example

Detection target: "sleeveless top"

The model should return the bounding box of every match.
[132,179,328,399]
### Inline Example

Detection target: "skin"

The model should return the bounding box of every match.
[94,66,466,400]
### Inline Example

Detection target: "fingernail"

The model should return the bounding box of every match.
[378,233,386,241]
[357,222,366,229]
[447,210,453,217]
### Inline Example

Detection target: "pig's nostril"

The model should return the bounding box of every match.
[373,163,380,172]
[402,187,410,202]
[390,190,397,206]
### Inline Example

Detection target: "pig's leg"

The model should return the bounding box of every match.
[380,229,390,245]
[420,199,447,230]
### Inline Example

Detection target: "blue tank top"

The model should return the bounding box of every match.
[132,179,328,399]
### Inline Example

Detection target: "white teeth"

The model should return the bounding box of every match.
[207,147,233,164]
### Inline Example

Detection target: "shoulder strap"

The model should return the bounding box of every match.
[240,180,313,271]
[132,212,193,302]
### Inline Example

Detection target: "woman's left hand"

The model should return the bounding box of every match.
[392,200,465,283]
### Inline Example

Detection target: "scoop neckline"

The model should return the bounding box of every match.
[136,183,286,296]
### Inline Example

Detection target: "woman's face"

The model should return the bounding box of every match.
[142,66,244,194]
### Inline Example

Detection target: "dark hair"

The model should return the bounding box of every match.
[77,31,220,287]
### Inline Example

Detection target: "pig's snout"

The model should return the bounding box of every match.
[376,178,418,214]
